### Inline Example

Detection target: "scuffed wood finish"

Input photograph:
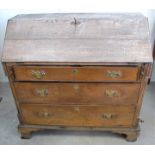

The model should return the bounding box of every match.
[18,125,43,139]
[6,13,149,40]
[2,39,152,63]
[2,13,153,141]
[18,124,140,140]
[14,82,140,105]
[2,13,152,63]
[13,65,140,82]
[126,131,140,142]
[20,104,135,127]
[133,64,152,126]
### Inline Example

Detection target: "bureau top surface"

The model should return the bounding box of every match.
[2,13,153,63]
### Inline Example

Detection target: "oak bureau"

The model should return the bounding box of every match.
[2,13,153,141]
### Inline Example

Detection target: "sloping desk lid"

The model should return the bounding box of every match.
[2,13,153,63]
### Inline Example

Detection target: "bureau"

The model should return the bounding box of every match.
[2,13,153,141]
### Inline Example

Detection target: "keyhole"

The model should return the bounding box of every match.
[74,17,77,25]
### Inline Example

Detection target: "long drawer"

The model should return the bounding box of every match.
[13,65,140,82]
[14,82,140,105]
[20,104,135,127]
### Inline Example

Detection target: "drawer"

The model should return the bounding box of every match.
[13,66,140,82]
[14,82,140,105]
[20,104,135,127]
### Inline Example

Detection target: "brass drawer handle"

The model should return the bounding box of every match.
[105,90,119,97]
[71,69,79,74]
[38,111,52,118]
[36,89,48,97]
[106,71,122,78]
[32,70,46,79]
[102,113,115,119]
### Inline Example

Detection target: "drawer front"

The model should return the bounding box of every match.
[13,66,140,82]
[14,82,140,105]
[20,104,135,127]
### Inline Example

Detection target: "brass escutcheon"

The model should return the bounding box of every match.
[71,69,78,74]
[74,106,80,112]
[38,111,52,117]
[73,84,79,90]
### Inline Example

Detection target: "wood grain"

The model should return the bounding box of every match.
[6,13,149,40]
[20,104,135,127]
[13,65,140,82]
[14,82,140,105]
[2,39,152,63]
[2,13,153,141]
[18,124,140,141]
[2,13,152,63]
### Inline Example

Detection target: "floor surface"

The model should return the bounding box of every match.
[0,82,155,145]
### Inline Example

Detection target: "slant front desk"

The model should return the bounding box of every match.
[2,13,153,141]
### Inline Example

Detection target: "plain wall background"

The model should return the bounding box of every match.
[0,9,155,82]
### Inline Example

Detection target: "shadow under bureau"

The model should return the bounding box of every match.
[2,13,153,141]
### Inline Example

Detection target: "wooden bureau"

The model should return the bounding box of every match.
[2,13,153,141]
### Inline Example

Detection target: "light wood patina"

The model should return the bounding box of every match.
[2,13,153,141]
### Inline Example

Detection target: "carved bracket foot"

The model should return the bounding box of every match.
[126,131,140,142]
[18,124,140,141]
[112,125,140,142]
[18,125,42,139]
